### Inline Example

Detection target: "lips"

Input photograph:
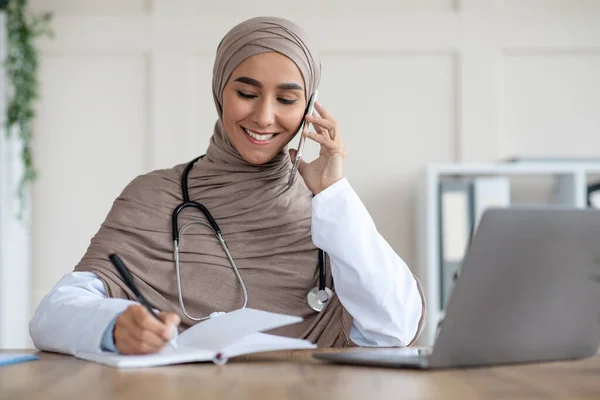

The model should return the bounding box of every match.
[242,127,278,142]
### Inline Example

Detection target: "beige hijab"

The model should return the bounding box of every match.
[74,16,424,347]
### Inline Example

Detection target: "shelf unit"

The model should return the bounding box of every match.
[414,162,600,346]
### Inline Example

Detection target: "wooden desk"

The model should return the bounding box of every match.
[1,349,599,400]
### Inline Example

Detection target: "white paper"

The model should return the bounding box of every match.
[177,308,303,350]
[222,332,316,359]
[76,346,215,368]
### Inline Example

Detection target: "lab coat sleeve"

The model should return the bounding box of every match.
[312,178,424,347]
[100,316,119,352]
[29,271,136,355]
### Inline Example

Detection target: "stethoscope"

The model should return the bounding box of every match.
[172,155,332,321]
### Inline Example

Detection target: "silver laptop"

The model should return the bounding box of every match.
[314,207,600,369]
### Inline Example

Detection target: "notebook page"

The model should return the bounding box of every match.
[75,345,214,368]
[222,332,316,359]
[177,308,303,351]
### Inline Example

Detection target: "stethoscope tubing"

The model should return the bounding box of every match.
[172,156,328,320]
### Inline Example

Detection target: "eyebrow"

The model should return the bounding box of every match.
[233,76,303,91]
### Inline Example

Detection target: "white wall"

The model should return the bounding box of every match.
[0,12,32,349]
[6,0,598,347]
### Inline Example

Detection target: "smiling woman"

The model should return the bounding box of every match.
[29,16,425,357]
[222,52,307,165]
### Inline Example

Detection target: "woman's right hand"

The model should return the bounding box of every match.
[114,305,181,355]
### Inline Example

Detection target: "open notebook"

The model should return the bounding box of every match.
[75,308,316,368]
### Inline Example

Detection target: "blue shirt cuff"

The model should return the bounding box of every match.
[100,315,120,353]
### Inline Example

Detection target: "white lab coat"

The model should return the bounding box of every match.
[29,178,423,354]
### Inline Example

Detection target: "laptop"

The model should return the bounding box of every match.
[314,207,600,369]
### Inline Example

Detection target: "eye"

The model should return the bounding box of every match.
[236,91,257,100]
[278,98,297,105]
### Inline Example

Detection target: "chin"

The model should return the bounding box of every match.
[242,151,278,165]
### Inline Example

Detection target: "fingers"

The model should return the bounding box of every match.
[158,311,180,339]
[117,307,166,352]
[306,113,329,138]
[131,306,173,341]
[301,101,345,156]
[314,101,334,121]
[115,323,164,355]
[307,113,335,131]
[306,114,335,140]
[114,305,179,355]
[115,328,154,355]
[306,103,338,142]
[302,128,338,152]
[312,122,329,139]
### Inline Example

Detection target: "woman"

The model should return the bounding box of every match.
[29,16,425,355]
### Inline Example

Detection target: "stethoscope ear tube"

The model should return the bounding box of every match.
[172,202,221,242]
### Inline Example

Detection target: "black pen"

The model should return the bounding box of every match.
[108,253,178,349]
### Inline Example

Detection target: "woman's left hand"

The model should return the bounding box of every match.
[289,102,346,195]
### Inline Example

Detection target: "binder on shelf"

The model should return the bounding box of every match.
[438,176,511,310]
[470,176,511,234]
[438,178,472,310]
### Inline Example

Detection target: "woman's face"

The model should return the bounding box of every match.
[222,52,307,165]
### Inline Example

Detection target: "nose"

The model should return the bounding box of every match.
[252,98,275,128]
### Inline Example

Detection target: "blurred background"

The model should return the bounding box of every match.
[1,0,600,348]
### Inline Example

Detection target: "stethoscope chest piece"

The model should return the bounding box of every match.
[306,286,333,312]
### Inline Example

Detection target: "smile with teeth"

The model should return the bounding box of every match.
[243,127,278,141]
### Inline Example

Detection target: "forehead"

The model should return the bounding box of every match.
[229,52,305,88]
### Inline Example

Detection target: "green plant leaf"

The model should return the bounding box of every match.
[3,0,53,217]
